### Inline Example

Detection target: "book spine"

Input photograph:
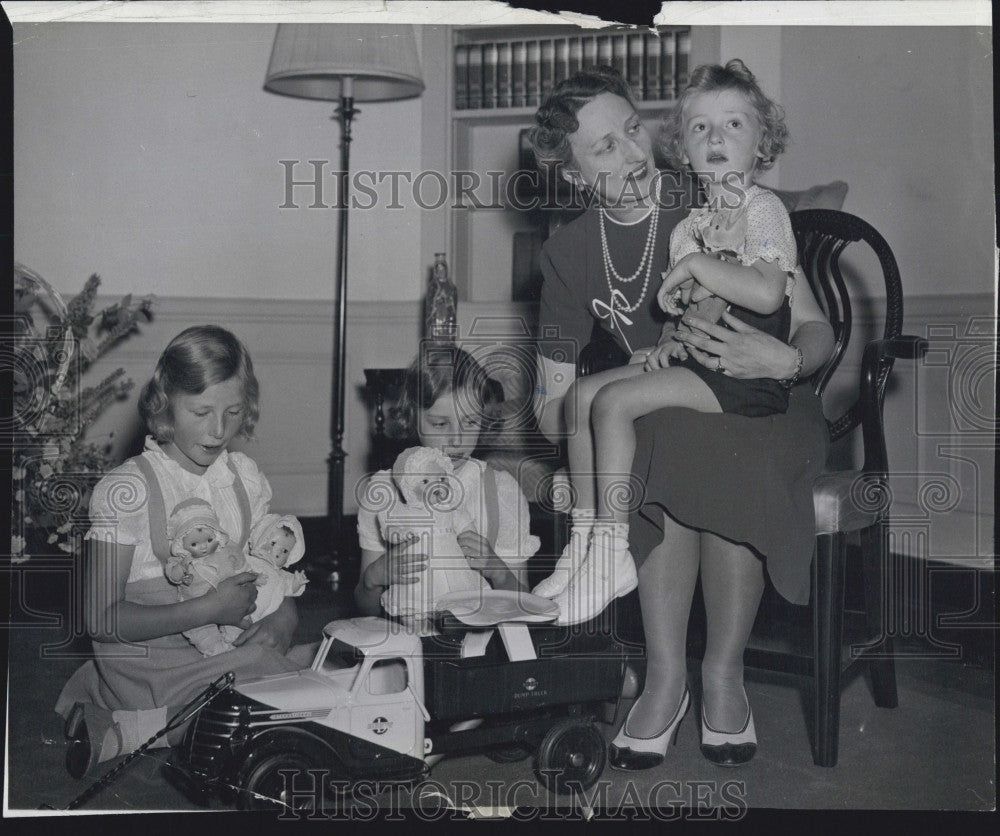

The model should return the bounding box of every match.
[497,41,512,109]
[628,32,644,100]
[555,38,569,86]
[612,33,627,80]
[676,30,691,92]
[526,40,540,106]
[512,41,527,108]
[540,39,554,99]
[644,33,661,101]
[568,37,582,78]
[468,44,483,109]
[483,42,498,109]
[597,34,612,70]
[582,35,597,70]
[454,44,468,110]
[660,31,675,100]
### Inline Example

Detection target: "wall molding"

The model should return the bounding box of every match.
[86,293,994,561]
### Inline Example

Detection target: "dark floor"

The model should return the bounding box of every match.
[4,574,995,817]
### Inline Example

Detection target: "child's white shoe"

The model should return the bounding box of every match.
[551,524,638,626]
[532,526,591,598]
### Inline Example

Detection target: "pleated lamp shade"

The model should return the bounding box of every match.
[264,23,424,102]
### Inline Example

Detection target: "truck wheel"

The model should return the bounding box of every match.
[534,720,606,794]
[238,751,319,812]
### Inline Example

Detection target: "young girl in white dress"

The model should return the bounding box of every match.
[56,326,315,778]
[355,346,539,635]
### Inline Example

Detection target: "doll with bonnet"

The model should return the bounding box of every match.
[246,512,309,620]
[379,446,486,630]
[165,497,261,656]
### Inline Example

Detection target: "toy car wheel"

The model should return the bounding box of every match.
[486,745,529,764]
[238,751,319,812]
[534,719,606,794]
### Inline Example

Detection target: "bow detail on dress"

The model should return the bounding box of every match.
[591,289,634,356]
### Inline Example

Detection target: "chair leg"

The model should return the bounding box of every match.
[813,532,847,767]
[860,522,899,709]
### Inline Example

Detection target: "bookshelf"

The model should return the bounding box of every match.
[422,25,719,305]
[454,27,692,113]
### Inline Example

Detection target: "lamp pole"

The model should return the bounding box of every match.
[326,78,356,581]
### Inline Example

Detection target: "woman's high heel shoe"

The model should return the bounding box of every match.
[700,690,757,767]
[608,687,690,771]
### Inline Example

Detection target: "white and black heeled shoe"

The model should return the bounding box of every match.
[608,687,690,771]
[700,690,757,767]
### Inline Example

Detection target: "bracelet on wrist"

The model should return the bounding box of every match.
[780,346,804,389]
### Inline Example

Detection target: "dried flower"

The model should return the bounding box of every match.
[12,263,154,560]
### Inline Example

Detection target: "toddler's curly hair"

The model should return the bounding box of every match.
[659,59,789,173]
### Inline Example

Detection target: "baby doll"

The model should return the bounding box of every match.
[245,512,309,620]
[379,446,486,627]
[661,200,747,343]
[165,498,262,657]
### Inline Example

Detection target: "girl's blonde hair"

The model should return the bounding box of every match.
[138,325,260,443]
[659,59,789,173]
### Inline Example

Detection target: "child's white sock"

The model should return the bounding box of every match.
[112,706,171,753]
[570,508,597,536]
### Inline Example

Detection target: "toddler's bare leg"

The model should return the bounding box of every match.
[563,364,646,512]
[535,365,646,599]
[591,367,721,524]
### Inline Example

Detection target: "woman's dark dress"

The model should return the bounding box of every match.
[537,178,827,604]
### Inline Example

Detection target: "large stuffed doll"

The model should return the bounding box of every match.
[378,446,486,628]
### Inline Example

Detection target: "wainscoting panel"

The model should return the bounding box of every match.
[80,294,993,565]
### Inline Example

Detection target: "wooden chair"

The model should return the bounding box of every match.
[743,209,927,766]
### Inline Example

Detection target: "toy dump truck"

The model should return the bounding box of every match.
[170,613,630,810]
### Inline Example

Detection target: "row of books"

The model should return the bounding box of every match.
[454,29,691,111]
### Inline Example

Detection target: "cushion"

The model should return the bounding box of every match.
[771,180,849,214]
[812,470,886,534]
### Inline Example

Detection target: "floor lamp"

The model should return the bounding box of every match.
[264,24,424,583]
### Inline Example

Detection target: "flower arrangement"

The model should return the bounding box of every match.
[10,263,154,562]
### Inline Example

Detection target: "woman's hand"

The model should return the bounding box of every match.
[209,571,260,628]
[457,530,520,591]
[673,309,802,380]
[233,597,298,654]
[628,346,654,366]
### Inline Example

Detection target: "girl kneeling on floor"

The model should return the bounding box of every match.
[55,325,317,778]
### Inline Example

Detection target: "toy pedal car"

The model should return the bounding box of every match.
[168,608,630,811]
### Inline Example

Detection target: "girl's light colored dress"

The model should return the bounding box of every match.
[667,183,800,416]
[54,437,300,720]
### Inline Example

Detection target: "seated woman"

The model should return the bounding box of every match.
[354,345,540,636]
[529,66,833,768]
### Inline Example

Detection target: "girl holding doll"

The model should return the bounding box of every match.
[55,325,315,778]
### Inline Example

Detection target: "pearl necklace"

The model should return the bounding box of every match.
[598,179,661,313]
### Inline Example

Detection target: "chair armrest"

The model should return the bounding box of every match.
[869,334,929,360]
[859,334,928,474]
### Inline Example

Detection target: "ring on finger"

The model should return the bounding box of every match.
[717,356,725,373]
